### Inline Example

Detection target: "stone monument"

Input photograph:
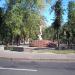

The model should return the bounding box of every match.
[29,20,56,47]
[38,25,43,40]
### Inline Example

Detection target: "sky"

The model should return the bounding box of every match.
[40,0,75,26]
[41,0,69,26]
[0,0,6,7]
[0,0,75,26]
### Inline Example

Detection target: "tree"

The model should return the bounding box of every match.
[0,8,3,41]
[42,26,54,40]
[0,8,3,29]
[0,7,7,44]
[4,0,47,45]
[6,0,47,10]
[3,0,52,45]
[52,0,62,49]
[68,1,75,44]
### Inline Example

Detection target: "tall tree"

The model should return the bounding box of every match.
[4,0,47,45]
[0,7,9,44]
[68,1,75,44]
[0,8,3,27]
[52,0,62,49]
[0,8,3,41]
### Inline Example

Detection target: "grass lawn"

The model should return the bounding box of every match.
[32,50,75,54]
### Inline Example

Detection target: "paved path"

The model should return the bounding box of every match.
[0,49,75,61]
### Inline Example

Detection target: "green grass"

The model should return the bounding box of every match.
[32,50,75,54]
[4,46,75,54]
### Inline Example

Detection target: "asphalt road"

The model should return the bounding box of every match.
[0,59,75,75]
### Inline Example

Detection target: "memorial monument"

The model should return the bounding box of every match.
[38,25,43,40]
[29,20,56,47]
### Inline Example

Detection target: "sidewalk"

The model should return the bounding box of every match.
[0,49,75,61]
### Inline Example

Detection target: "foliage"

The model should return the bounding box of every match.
[0,0,52,45]
[42,26,54,40]
[0,7,8,43]
[53,0,62,29]
[52,0,62,49]
[3,0,47,44]
[68,1,75,37]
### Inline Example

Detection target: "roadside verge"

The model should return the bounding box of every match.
[0,50,75,62]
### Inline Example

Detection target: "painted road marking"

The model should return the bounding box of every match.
[0,67,38,72]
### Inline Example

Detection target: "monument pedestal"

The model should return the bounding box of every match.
[29,40,56,47]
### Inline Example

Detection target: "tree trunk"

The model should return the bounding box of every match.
[24,37,26,45]
[57,29,60,50]
[11,35,14,45]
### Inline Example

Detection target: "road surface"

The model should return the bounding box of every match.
[0,59,75,75]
